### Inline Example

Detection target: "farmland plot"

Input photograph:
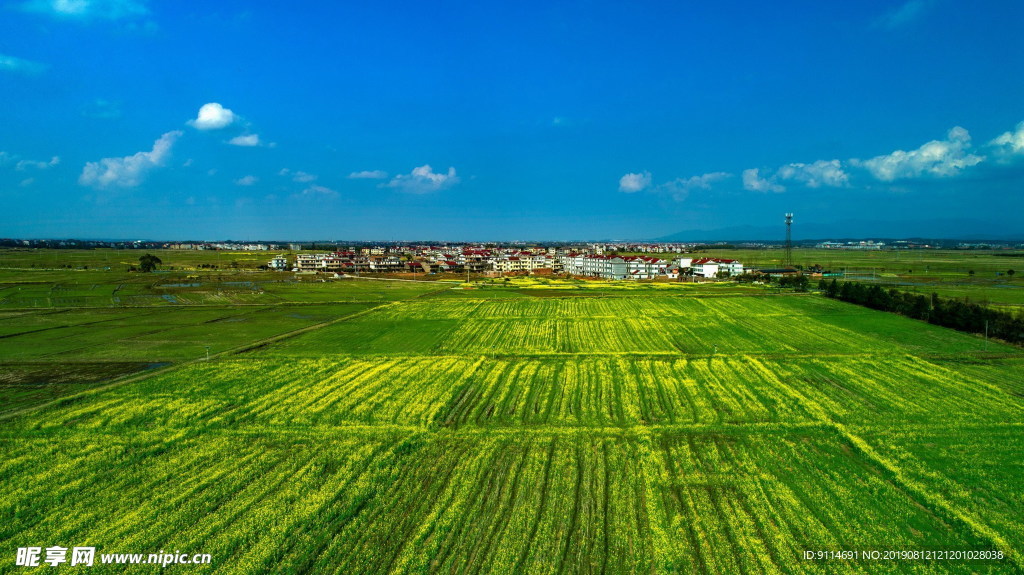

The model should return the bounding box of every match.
[2,293,1023,573]
[263,296,1019,357]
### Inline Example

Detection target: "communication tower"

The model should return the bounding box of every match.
[785,213,793,267]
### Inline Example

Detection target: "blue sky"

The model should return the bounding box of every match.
[2,0,1023,241]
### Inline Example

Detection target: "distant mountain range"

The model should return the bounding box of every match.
[654,218,1024,243]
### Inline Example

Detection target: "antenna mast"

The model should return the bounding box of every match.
[785,213,793,267]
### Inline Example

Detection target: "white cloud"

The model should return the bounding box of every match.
[658,172,731,200]
[188,103,237,130]
[16,156,60,171]
[234,175,258,186]
[348,170,389,179]
[81,98,121,119]
[301,184,337,197]
[989,121,1024,157]
[79,130,181,189]
[385,165,459,194]
[228,134,261,147]
[742,168,785,193]
[1,153,59,171]
[0,53,48,75]
[858,126,984,181]
[20,0,148,20]
[278,168,317,182]
[775,159,849,188]
[618,171,652,193]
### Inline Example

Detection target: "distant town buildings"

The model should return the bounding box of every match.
[267,246,744,281]
[816,241,885,250]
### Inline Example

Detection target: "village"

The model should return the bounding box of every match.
[268,245,754,280]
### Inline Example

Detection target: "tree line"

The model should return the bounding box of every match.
[819,279,1024,345]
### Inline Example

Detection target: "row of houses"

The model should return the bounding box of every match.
[276,252,745,280]
[560,254,673,280]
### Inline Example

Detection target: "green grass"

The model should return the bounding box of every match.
[0,259,449,415]
[0,303,376,362]
[0,362,163,415]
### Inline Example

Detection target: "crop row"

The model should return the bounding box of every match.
[857,423,1024,553]
[264,296,1020,357]
[0,426,1001,574]
[13,354,1022,434]
[368,295,847,320]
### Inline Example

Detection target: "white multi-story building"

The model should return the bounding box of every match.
[294,253,345,272]
[690,258,743,278]
[560,254,627,279]
[268,255,289,270]
[623,256,671,279]
[368,256,405,272]
[490,253,559,274]
[560,254,673,280]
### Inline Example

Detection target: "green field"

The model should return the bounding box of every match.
[4,247,1023,311]
[703,248,1024,310]
[3,267,1024,573]
[0,265,446,415]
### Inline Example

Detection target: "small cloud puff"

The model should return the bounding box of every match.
[20,0,148,20]
[16,156,60,171]
[279,169,317,183]
[0,152,60,171]
[79,130,181,189]
[81,99,121,119]
[775,159,849,188]
[301,185,337,197]
[618,171,652,193]
[348,170,389,180]
[989,121,1024,157]
[0,53,48,75]
[385,165,459,194]
[228,134,261,147]
[189,103,237,131]
[659,172,731,200]
[234,175,258,186]
[742,168,785,193]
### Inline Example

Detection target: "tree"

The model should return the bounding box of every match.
[1009,269,1016,278]
[778,274,809,292]
[138,253,162,273]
